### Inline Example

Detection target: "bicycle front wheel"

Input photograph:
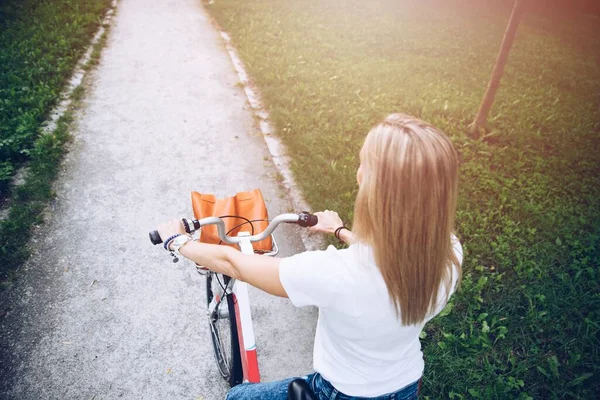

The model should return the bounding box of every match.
[206,272,243,387]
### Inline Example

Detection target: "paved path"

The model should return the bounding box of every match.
[0,0,317,398]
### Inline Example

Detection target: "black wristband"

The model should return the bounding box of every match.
[334,226,348,241]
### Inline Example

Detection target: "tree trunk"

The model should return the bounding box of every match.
[470,0,526,138]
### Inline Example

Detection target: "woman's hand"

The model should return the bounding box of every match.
[156,219,187,248]
[309,210,344,234]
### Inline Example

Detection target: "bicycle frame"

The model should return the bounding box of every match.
[233,232,260,382]
[207,231,261,383]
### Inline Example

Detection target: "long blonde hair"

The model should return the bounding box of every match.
[353,113,461,325]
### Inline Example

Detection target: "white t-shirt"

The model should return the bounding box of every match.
[279,238,463,397]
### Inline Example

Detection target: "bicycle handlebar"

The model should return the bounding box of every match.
[149,211,318,246]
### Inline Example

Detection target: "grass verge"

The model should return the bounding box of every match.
[0,0,113,194]
[0,112,74,283]
[0,0,114,279]
[206,0,600,398]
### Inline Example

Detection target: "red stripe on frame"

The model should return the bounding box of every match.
[246,348,260,383]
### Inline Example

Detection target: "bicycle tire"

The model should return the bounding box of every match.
[206,272,243,387]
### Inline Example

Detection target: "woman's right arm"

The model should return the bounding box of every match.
[309,210,356,244]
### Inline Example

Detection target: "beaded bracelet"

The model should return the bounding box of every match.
[334,226,349,241]
[163,234,182,251]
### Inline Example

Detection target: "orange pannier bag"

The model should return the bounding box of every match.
[191,189,272,253]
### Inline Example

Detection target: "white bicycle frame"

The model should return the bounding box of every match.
[232,232,262,382]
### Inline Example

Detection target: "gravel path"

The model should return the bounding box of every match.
[0,0,317,398]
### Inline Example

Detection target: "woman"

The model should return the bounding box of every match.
[156,113,463,399]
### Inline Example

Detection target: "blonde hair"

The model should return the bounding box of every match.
[353,113,461,326]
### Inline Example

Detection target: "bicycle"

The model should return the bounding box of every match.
[149,211,318,387]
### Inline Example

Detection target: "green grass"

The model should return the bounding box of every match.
[0,0,112,194]
[0,0,112,277]
[206,0,600,398]
[0,112,74,278]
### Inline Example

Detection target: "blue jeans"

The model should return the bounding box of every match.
[226,372,420,400]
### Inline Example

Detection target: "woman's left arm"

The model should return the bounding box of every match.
[157,219,287,298]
